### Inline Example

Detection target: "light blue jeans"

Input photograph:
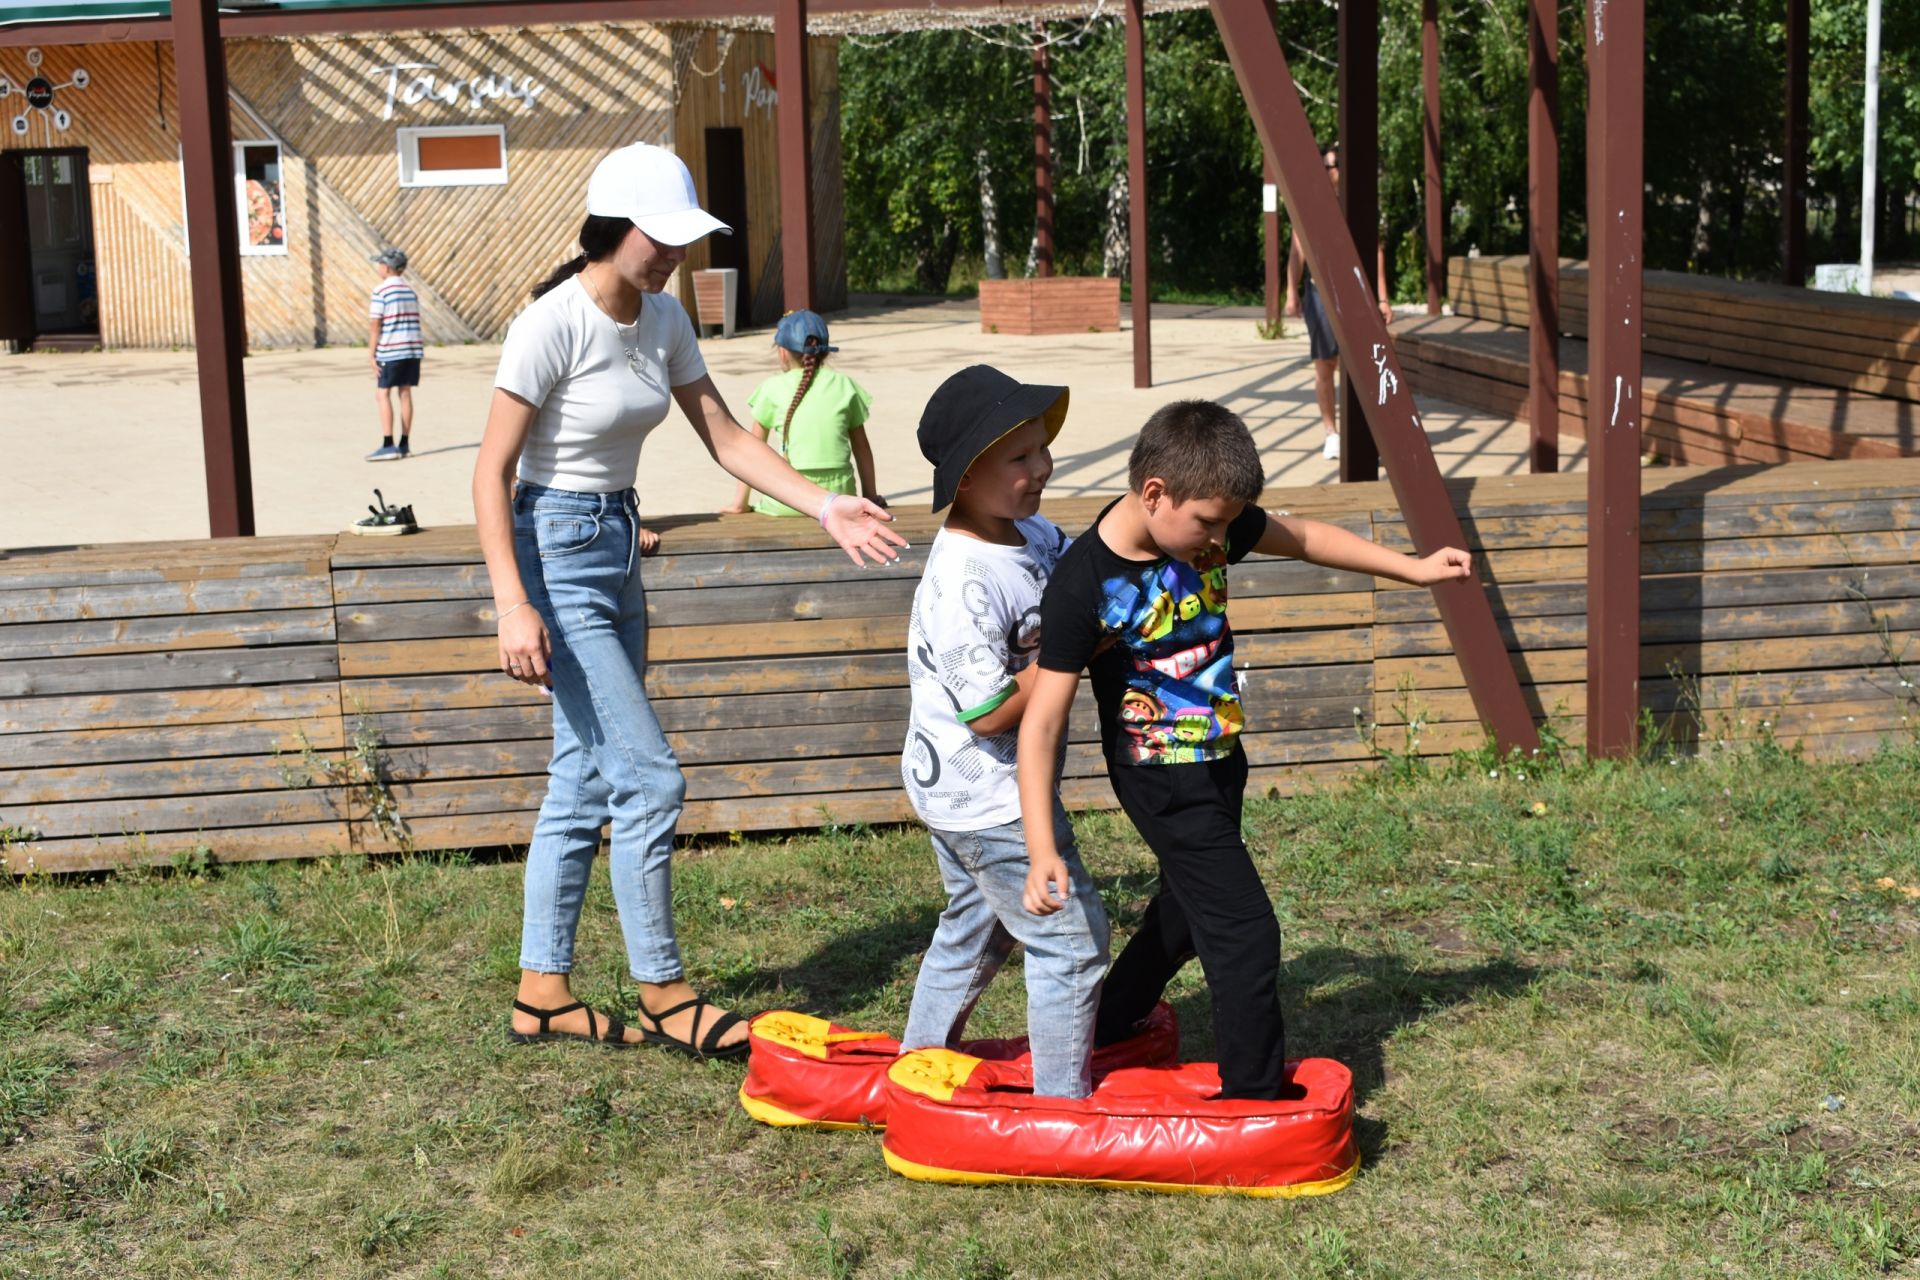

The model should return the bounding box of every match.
[901,805,1110,1098]
[512,482,685,983]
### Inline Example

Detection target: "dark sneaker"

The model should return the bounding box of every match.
[396,439,411,459]
[349,489,417,537]
[365,444,402,462]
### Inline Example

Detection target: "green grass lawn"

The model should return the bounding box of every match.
[4,741,1919,1278]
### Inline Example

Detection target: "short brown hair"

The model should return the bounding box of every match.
[1128,400,1264,504]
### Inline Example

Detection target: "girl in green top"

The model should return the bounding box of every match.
[725,310,884,516]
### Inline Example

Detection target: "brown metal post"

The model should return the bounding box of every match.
[1337,0,1381,482]
[775,0,815,310]
[1126,0,1151,387]
[1585,0,1644,758]
[1209,0,1539,755]
[1422,0,1443,314]
[172,0,254,537]
[1528,0,1559,472]
[1262,0,1282,328]
[1783,0,1809,285]
[1033,23,1054,278]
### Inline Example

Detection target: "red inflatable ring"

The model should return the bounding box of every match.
[739,1003,1179,1131]
[881,1051,1359,1196]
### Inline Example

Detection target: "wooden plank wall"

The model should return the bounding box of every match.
[1,41,199,349]
[7,24,846,350]
[670,27,848,326]
[979,278,1122,335]
[0,536,351,873]
[4,458,1918,873]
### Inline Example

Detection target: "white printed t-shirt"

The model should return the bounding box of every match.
[493,276,707,493]
[903,516,1072,831]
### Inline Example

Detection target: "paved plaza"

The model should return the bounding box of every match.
[0,296,1582,550]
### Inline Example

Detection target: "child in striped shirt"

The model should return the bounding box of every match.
[367,247,424,461]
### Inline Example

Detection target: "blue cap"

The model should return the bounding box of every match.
[774,309,837,355]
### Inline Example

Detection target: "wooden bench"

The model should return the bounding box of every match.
[1396,256,1920,465]
[6,458,1919,873]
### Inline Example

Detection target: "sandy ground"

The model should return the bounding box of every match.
[0,296,1580,550]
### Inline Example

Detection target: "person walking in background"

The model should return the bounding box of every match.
[366,247,423,462]
[723,309,883,515]
[1285,145,1392,465]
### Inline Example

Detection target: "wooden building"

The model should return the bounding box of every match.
[0,21,846,352]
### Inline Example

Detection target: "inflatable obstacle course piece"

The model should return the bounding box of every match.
[881,1052,1359,1197]
[739,1002,1180,1131]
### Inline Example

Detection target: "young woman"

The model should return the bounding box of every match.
[474,143,905,1057]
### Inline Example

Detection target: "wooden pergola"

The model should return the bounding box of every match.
[1,0,1675,758]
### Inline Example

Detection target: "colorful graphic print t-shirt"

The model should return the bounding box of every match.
[903,517,1072,831]
[1038,499,1268,766]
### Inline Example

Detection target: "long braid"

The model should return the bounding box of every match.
[780,339,827,441]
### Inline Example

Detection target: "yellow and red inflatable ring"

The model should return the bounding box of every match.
[881,1051,1359,1197]
[739,1002,1179,1131]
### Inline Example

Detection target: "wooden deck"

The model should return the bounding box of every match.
[1398,256,1920,467]
[4,458,1919,873]
[1396,313,1920,465]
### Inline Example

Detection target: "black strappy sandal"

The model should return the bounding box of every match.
[507,999,635,1048]
[635,995,750,1061]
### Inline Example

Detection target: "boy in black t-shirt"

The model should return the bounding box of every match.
[1015,400,1472,1099]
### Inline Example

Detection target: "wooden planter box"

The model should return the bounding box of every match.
[979,277,1121,335]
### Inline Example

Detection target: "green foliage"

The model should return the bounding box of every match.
[844,13,1267,297]
[844,1,1919,302]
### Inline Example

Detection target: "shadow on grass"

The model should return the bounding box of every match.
[738,904,942,1014]
[1165,947,1539,1170]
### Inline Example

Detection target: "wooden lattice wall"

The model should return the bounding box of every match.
[1,23,846,351]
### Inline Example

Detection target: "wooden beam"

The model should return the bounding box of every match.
[1337,0,1381,482]
[1528,0,1559,472]
[1783,0,1809,285]
[1422,0,1443,315]
[1207,0,1539,755]
[775,0,815,311]
[1125,0,1150,386]
[1584,0,1644,757]
[1033,23,1055,278]
[171,0,255,538]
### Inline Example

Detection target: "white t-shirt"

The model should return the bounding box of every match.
[493,276,708,492]
[902,517,1072,831]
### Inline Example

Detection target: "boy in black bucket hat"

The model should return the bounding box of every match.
[896,365,1112,1099]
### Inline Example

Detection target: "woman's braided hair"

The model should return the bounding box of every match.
[779,336,828,440]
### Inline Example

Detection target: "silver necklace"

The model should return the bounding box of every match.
[584,272,645,377]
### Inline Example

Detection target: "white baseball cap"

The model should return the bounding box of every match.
[586,143,730,247]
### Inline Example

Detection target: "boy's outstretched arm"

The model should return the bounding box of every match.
[1254,511,1473,587]
[1017,667,1082,916]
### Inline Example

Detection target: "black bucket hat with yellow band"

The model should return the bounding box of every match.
[917,365,1069,512]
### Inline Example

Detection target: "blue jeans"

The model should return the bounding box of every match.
[512,482,685,983]
[901,805,1111,1098]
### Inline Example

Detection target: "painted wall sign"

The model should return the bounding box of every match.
[371,61,543,121]
[741,61,778,115]
[2,48,90,143]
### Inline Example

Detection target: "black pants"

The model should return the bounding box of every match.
[1094,749,1292,1100]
